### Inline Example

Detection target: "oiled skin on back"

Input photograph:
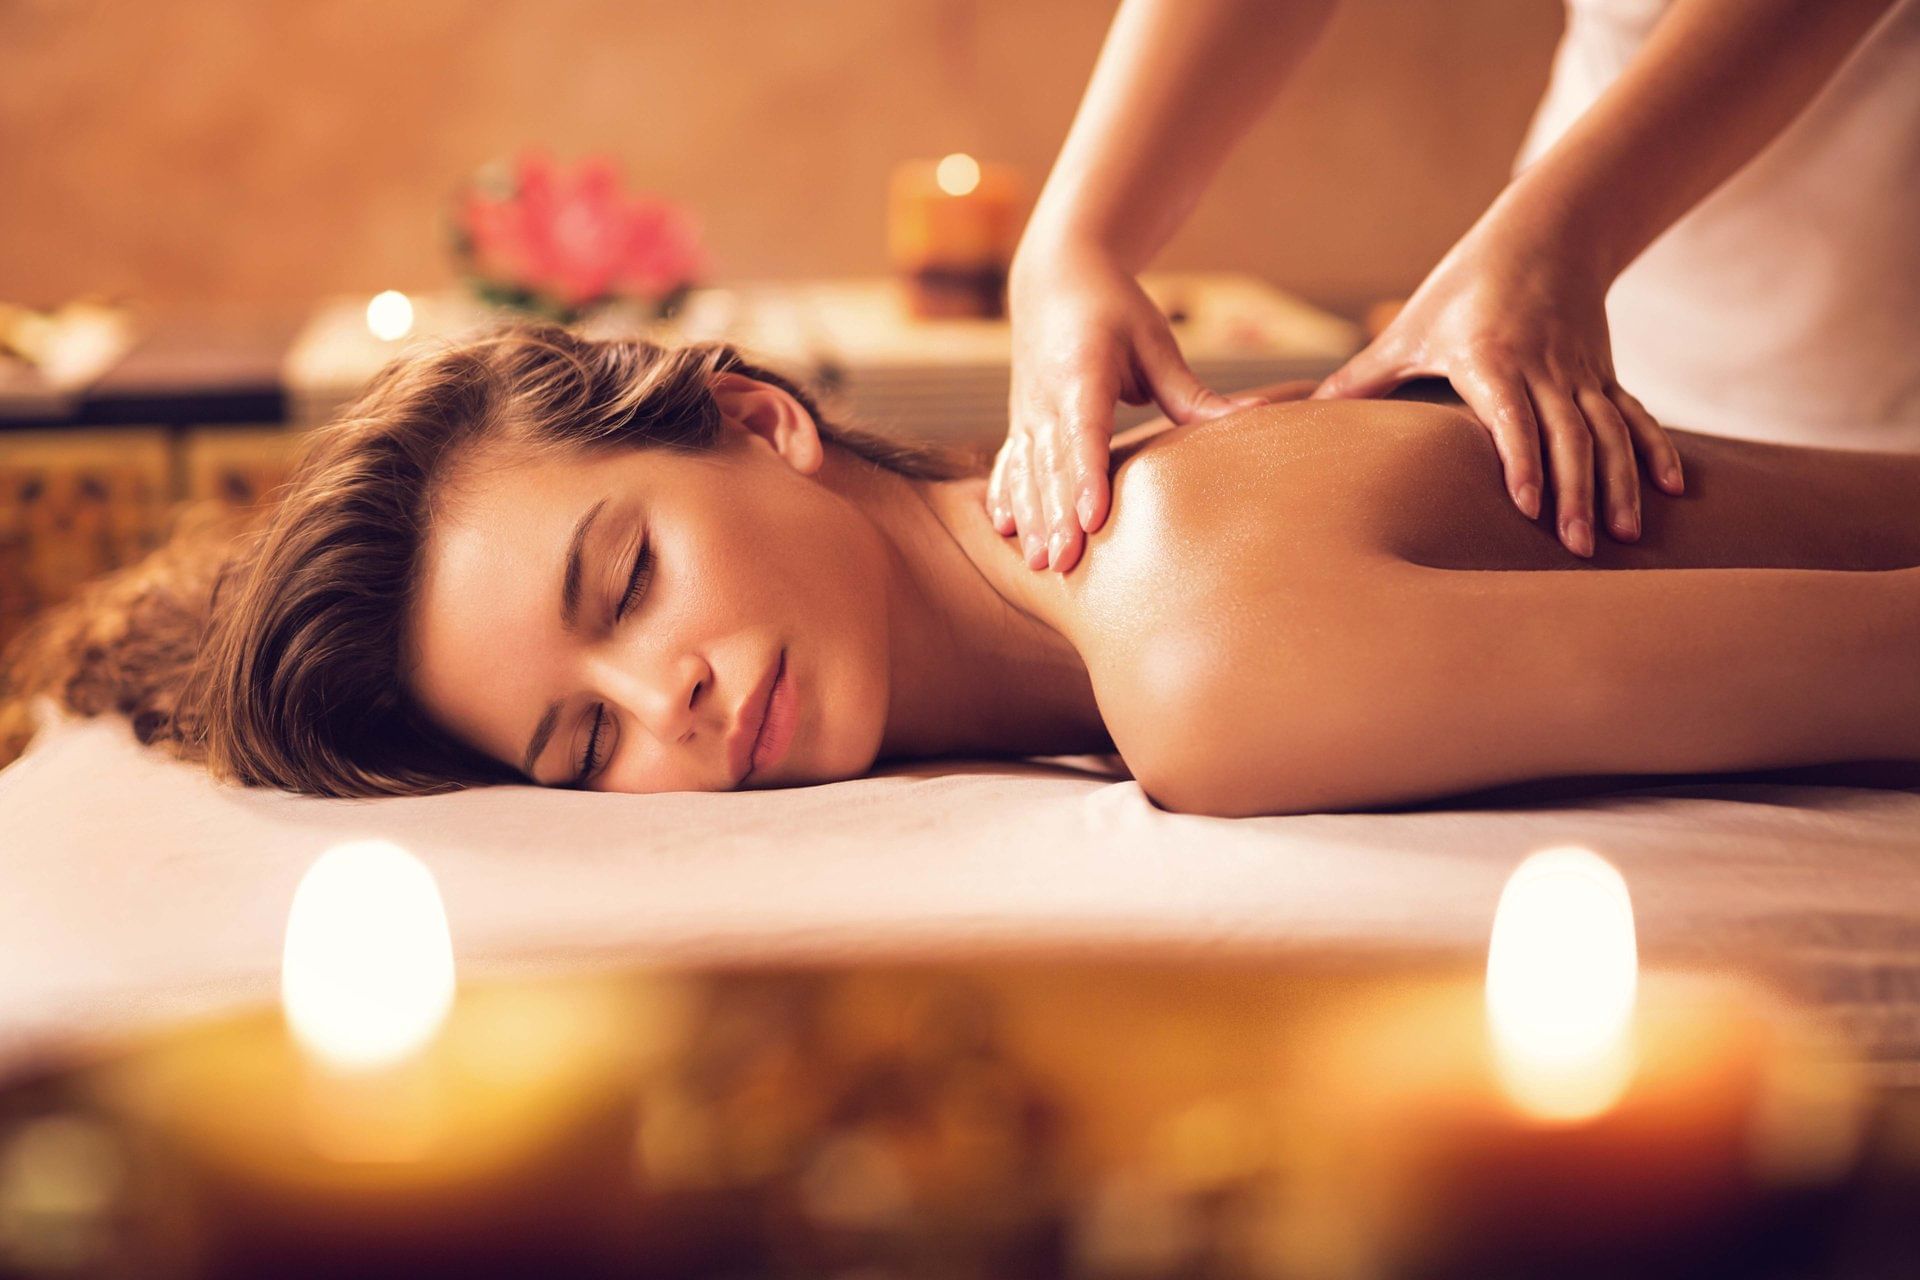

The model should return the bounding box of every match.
[1039,398,1920,815]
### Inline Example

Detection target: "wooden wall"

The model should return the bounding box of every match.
[2,0,1562,319]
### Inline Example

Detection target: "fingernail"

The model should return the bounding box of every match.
[1566,518,1594,557]
[1516,484,1541,519]
[1076,490,1095,530]
[1663,463,1684,493]
[1047,530,1068,567]
[1613,509,1639,540]
[1024,534,1045,567]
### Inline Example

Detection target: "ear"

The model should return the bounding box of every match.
[710,371,825,476]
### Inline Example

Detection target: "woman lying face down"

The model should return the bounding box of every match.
[9,323,1917,814]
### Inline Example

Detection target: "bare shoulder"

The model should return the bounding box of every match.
[1049,400,1476,813]
[1070,396,1479,626]
[1110,396,1482,500]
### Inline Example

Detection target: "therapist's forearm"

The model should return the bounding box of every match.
[1494,0,1898,281]
[1018,0,1338,274]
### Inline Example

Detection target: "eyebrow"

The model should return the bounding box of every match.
[520,495,609,780]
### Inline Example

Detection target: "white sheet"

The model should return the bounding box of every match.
[4,709,1918,1078]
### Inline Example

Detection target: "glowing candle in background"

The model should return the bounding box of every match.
[1485,846,1639,1123]
[887,154,1023,320]
[934,152,982,197]
[364,290,414,342]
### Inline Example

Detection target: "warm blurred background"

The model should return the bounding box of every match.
[0,0,1562,656]
[4,0,1558,315]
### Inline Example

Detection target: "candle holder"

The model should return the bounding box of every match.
[1,958,1911,1279]
[0,846,1911,1279]
[887,155,1024,320]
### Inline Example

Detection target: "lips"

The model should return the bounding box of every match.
[748,650,798,780]
[728,650,784,787]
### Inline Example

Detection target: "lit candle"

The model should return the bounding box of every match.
[81,840,660,1271]
[887,154,1023,319]
[364,291,415,342]
[1278,847,1869,1276]
[280,840,456,1161]
[0,846,1887,1272]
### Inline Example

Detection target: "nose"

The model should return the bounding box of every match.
[585,649,708,746]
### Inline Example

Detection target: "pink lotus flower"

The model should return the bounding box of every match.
[454,151,706,315]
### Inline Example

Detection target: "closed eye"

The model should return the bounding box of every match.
[573,535,654,785]
[616,534,652,622]
[575,705,607,786]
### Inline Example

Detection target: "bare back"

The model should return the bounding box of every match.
[1029,397,1920,812]
[1102,398,1920,580]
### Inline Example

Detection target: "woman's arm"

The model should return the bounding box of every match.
[1098,395,1920,817]
[1138,559,1920,817]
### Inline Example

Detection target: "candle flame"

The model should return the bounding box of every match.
[365,290,414,341]
[282,840,455,1072]
[935,153,982,197]
[1486,847,1638,1122]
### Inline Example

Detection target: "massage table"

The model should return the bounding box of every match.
[3,704,1918,1082]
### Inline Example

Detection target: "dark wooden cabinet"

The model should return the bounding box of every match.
[0,427,305,654]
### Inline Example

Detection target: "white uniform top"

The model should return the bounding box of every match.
[1515,0,1920,449]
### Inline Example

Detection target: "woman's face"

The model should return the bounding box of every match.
[404,376,895,793]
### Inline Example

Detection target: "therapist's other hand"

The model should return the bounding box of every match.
[994,247,1259,574]
[1312,228,1684,558]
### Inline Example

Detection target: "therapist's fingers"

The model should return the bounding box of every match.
[1452,366,1546,521]
[987,436,1018,535]
[1015,452,1051,568]
[1069,412,1114,537]
[997,430,1050,568]
[1131,314,1243,429]
[1035,426,1083,572]
[1311,335,1412,401]
[1001,391,1106,571]
[1041,379,1129,570]
[1578,385,1641,542]
[1530,381,1597,558]
[1047,380,1121,546]
[1615,387,1685,495]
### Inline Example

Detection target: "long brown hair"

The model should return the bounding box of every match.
[0,323,979,797]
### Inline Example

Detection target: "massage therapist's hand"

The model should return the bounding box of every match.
[1313,221,1686,558]
[992,244,1263,574]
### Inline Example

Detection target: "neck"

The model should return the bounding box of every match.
[817,448,1110,763]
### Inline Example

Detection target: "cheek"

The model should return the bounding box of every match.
[705,484,894,777]
[806,533,895,777]
[716,485,864,618]
[607,733,708,796]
